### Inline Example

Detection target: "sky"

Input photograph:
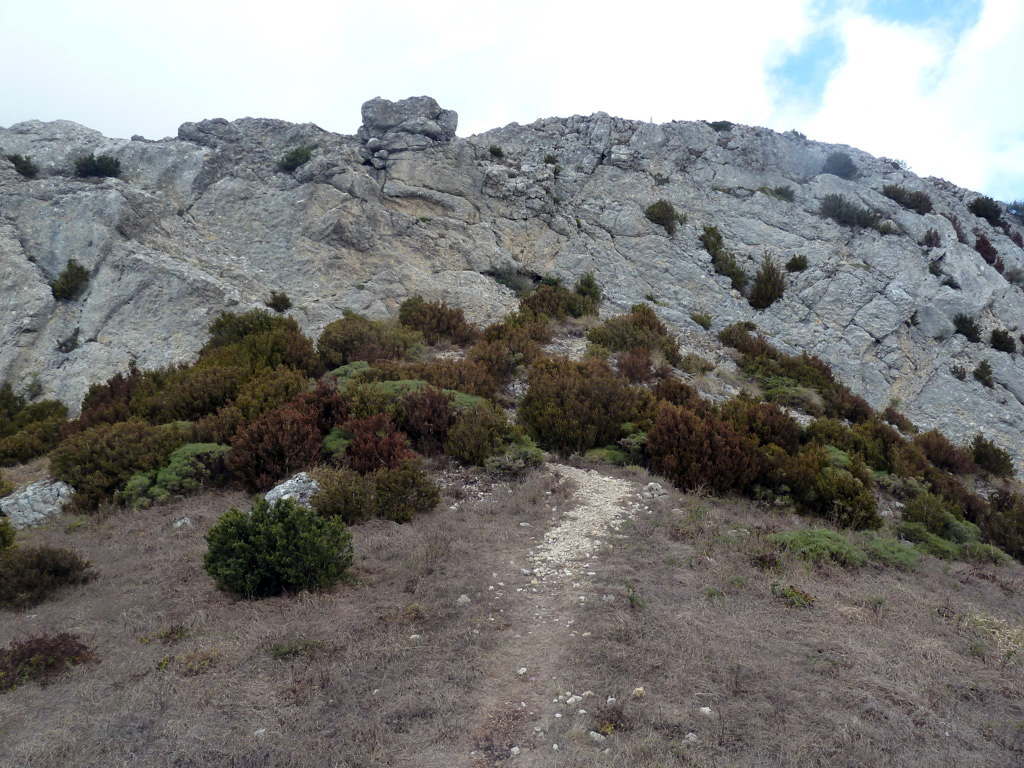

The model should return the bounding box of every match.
[1,0,1021,201]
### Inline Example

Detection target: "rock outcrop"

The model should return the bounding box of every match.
[2,97,1024,469]
[0,480,74,528]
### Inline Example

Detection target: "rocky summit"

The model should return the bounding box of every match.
[2,96,1023,467]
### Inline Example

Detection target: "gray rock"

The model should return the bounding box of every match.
[264,472,320,508]
[0,480,74,528]
[455,594,471,607]
[358,96,458,145]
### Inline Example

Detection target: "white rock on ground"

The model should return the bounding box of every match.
[0,480,74,528]
[264,472,320,508]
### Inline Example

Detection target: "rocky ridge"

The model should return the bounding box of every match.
[2,96,1023,468]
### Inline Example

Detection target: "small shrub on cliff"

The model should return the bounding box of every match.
[974,232,1000,268]
[785,254,808,272]
[519,282,600,320]
[398,295,478,345]
[204,309,299,351]
[6,153,38,179]
[278,146,313,172]
[991,328,1017,353]
[921,229,942,249]
[969,196,1003,227]
[700,225,749,292]
[821,151,857,179]
[586,304,681,365]
[51,419,182,509]
[227,404,321,491]
[970,434,1014,478]
[953,313,981,342]
[645,200,681,234]
[265,291,292,312]
[748,254,785,309]
[819,194,882,230]
[0,633,94,692]
[204,497,353,599]
[0,546,93,608]
[50,259,90,301]
[973,360,994,388]
[74,153,121,178]
[0,473,11,500]
[882,185,933,215]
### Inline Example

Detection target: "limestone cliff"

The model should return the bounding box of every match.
[2,97,1023,468]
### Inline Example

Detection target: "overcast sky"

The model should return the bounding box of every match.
[1,0,1020,201]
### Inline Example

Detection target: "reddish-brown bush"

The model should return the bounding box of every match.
[192,405,245,445]
[881,405,916,434]
[720,397,802,454]
[520,357,650,455]
[227,404,321,491]
[74,366,145,430]
[398,295,479,346]
[130,365,247,424]
[0,546,93,608]
[913,430,975,474]
[291,378,349,435]
[647,402,763,493]
[400,386,457,453]
[616,348,654,383]
[343,413,414,475]
[652,377,702,409]
[374,358,498,399]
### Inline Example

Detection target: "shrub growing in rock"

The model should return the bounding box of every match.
[398,296,479,345]
[819,194,881,229]
[748,254,785,309]
[585,304,681,365]
[50,259,90,301]
[266,291,292,312]
[921,229,942,248]
[518,281,600,320]
[50,419,182,509]
[973,360,994,388]
[821,151,857,179]
[278,146,312,172]
[785,255,808,272]
[700,225,749,293]
[203,497,353,599]
[970,434,1014,478]
[881,185,933,214]
[0,633,94,692]
[6,153,38,179]
[991,328,1016,353]
[952,313,981,342]
[0,546,93,608]
[644,200,680,234]
[969,196,1003,227]
[74,153,121,178]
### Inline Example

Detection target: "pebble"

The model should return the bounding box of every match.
[517,667,528,675]
[588,731,606,743]
[455,594,471,607]
[700,706,715,717]
[632,686,646,699]
[685,732,698,743]
[510,746,520,756]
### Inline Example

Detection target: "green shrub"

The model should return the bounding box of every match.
[56,328,80,353]
[881,185,933,215]
[488,145,504,159]
[0,418,66,467]
[444,401,516,466]
[129,365,248,424]
[819,194,881,229]
[204,309,299,351]
[203,327,321,378]
[898,522,961,560]
[0,633,94,692]
[968,196,1003,227]
[232,367,308,422]
[902,492,980,545]
[278,146,313,172]
[310,467,375,524]
[50,259,90,301]
[783,446,881,529]
[6,153,38,179]
[862,535,920,570]
[203,497,353,599]
[690,312,712,330]
[952,313,981,342]
[0,546,93,608]
[484,436,545,477]
[645,200,680,235]
[398,296,479,345]
[922,229,942,248]
[74,153,121,178]
[708,120,734,132]
[760,185,795,202]
[970,434,1014,477]
[122,443,230,508]
[821,151,857,179]
[991,328,1016,353]
[586,304,681,365]
[785,255,808,272]
[748,254,785,309]
[771,529,867,567]
[518,283,599,320]
[973,360,994,388]
[520,357,650,455]
[371,459,440,522]
[574,272,602,304]
[963,541,1012,565]
[227,404,321,491]
[984,490,1024,561]
[50,419,182,509]
[0,518,15,550]
[317,311,422,368]
[699,225,749,292]
[266,291,292,312]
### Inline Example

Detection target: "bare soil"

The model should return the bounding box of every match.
[2,461,1023,767]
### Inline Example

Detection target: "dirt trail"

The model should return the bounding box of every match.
[465,464,641,767]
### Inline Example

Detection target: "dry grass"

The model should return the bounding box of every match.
[2,461,1023,767]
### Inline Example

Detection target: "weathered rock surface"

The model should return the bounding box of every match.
[2,97,1024,469]
[264,472,320,509]
[0,480,74,528]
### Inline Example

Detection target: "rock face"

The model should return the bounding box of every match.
[2,97,1024,469]
[0,480,74,528]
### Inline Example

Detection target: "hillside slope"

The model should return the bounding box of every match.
[2,97,1023,467]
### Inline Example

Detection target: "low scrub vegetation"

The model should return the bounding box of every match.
[74,153,121,178]
[969,196,1003,227]
[644,199,682,234]
[586,303,681,365]
[700,225,748,292]
[821,151,857,179]
[50,259,90,301]
[398,296,478,345]
[819,194,883,230]
[881,184,933,214]
[278,146,312,172]
[0,545,93,608]
[748,254,785,309]
[6,153,38,179]
[0,633,94,692]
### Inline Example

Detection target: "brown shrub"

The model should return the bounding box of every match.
[647,402,763,493]
[881,405,916,434]
[130,365,247,424]
[0,419,65,466]
[74,366,144,430]
[317,312,422,369]
[720,397,802,454]
[343,413,414,475]
[0,546,93,608]
[518,283,598,320]
[234,367,309,422]
[0,633,94,692]
[192,405,245,445]
[444,402,515,466]
[652,377,702,409]
[398,295,479,346]
[520,357,650,455]
[50,419,182,509]
[289,378,349,435]
[374,358,498,399]
[586,304,681,365]
[371,459,441,523]
[227,404,321,491]
[399,386,457,453]
[616,348,654,383]
[983,491,1024,561]
[913,430,975,474]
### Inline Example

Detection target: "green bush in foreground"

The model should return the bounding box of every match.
[204,497,353,599]
[771,529,867,567]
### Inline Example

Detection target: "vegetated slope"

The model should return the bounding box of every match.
[2,97,1024,469]
[2,464,1023,767]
